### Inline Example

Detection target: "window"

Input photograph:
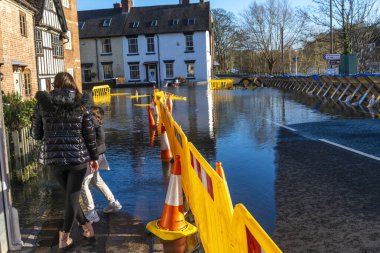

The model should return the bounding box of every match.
[20,12,27,36]
[150,20,158,27]
[101,38,112,54]
[128,38,138,54]
[129,64,140,80]
[102,63,113,79]
[78,21,85,30]
[24,72,31,96]
[185,34,194,52]
[35,30,43,55]
[83,69,92,82]
[185,61,195,78]
[146,36,154,53]
[171,19,179,25]
[187,18,196,25]
[102,18,112,27]
[65,31,72,50]
[45,0,54,10]
[165,62,174,78]
[52,34,63,57]
[130,21,139,28]
[62,0,69,8]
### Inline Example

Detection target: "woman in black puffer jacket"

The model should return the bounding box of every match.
[30,72,99,251]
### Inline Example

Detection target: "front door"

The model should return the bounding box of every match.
[13,69,22,95]
[148,65,156,83]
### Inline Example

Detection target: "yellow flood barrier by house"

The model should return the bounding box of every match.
[151,90,282,253]
[209,79,234,90]
[92,85,111,96]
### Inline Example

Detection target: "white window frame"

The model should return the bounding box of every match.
[102,18,112,27]
[129,64,140,80]
[79,21,85,30]
[187,18,196,25]
[102,63,113,80]
[171,19,179,25]
[150,20,158,27]
[128,38,138,54]
[186,62,195,78]
[147,36,154,53]
[185,34,194,52]
[35,29,43,55]
[102,38,112,54]
[165,62,174,78]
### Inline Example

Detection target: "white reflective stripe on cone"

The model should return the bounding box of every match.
[165,175,183,206]
[161,133,171,150]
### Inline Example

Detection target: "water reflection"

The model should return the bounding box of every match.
[11,85,377,252]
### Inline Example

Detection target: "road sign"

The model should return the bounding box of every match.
[292,56,298,62]
[324,54,341,60]
[329,60,341,65]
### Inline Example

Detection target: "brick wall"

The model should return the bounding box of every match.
[63,0,82,91]
[0,0,37,98]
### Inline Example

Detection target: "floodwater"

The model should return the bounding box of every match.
[12,85,380,252]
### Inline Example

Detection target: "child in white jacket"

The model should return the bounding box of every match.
[80,106,122,223]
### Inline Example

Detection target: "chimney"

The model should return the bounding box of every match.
[200,0,204,3]
[113,3,122,9]
[180,0,190,5]
[121,0,133,13]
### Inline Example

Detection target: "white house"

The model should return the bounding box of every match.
[78,0,212,86]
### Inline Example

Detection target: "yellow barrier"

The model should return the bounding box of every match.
[209,79,234,90]
[93,94,111,105]
[152,90,282,253]
[92,85,111,96]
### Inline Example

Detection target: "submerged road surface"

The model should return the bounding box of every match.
[12,86,380,252]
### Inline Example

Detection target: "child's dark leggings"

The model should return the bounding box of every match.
[53,166,88,232]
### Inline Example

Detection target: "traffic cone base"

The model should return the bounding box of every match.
[146,219,197,241]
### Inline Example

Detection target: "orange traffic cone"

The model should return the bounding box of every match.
[147,107,156,129]
[167,95,173,114]
[149,128,156,147]
[159,156,185,230]
[151,100,159,124]
[146,155,197,240]
[161,125,173,160]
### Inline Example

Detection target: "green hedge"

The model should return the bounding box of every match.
[2,93,36,131]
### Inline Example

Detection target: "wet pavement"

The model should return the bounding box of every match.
[274,128,380,252]
[11,86,380,252]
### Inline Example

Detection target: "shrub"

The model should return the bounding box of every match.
[2,93,36,131]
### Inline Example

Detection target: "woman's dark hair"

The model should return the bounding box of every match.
[53,72,82,102]
[90,106,104,126]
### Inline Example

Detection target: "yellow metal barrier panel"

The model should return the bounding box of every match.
[231,204,282,253]
[209,79,234,90]
[92,85,111,96]
[153,89,282,253]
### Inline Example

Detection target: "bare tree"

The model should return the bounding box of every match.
[309,0,380,55]
[212,8,238,74]
[240,0,306,74]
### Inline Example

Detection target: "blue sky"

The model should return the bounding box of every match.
[77,0,314,15]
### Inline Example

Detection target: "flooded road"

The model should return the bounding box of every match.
[12,85,380,252]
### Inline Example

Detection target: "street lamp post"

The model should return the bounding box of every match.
[330,0,333,54]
